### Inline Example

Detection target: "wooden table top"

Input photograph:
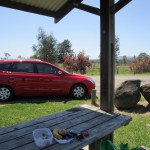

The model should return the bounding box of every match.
[0,105,132,150]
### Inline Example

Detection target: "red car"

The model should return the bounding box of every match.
[0,59,95,101]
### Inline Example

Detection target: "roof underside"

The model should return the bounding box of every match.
[0,0,100,23]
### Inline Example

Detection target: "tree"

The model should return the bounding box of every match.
[17,55,25,59]
[32,28,57,63]
[115,35,120,61]
[123,55,128,65]
[113,35,120,73]
[137,52,150,60]
[4,53,11,59]
[57,40,73,63]
[130,52,150,74]
[62,55,77,72]
[77,51,92,74]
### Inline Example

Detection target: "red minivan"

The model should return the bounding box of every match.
[0,59,95,101]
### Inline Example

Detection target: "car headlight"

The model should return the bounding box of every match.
[87,77,95,84]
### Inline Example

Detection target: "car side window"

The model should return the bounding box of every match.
[36,63,58,75]
[0,63,12,71]
[11,62,34,73]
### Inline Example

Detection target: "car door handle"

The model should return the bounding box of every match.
[9,77,16,80]
[39,78,43,80]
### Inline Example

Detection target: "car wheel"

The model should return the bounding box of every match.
[70,84,87,99]
[0,86,13,101]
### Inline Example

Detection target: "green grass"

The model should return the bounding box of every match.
[116,66,132,75]
[116,66,150,76]
[0,97,91,128]
[0,97,150,148]
[86,64,100,75]
[114,115,150,149]
[85,65,150,76]
[57,63,150,76]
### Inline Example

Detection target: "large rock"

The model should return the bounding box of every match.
[140,84,150,104]
[115,80,141,109]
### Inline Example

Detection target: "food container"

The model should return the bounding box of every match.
[33,128,53,147]
[54,138,73,144]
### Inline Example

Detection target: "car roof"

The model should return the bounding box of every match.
[0,59,43,63]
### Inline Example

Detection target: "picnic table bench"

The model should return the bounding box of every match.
[0,105,132,150]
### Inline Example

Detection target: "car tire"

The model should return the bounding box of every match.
[70,84,87,99]
[0,86,14,101]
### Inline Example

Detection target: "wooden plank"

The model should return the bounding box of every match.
[12,113,130,150]
[44,114,131,150]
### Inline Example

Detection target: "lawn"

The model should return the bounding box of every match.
[0,96,91,128]
[86,64,150,76]
[0,97,150,149]
[114,101,150,149]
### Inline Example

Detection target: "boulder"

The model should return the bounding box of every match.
[140,84,150,104]
[115,80,141,109]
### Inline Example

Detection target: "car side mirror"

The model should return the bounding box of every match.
[58,71,63,75]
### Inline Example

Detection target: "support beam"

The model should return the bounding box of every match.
[73,3,100,16]
[55,0,83,23]
[112,0,132,14]
[100,0,115,112]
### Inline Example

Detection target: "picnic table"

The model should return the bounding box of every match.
[0,105,132,150]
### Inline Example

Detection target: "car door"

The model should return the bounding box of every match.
[10,62,39,96]
[36,63,70,95]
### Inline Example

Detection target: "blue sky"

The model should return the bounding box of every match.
[0,0,150,59]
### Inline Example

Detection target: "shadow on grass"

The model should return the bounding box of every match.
[0,95,90,105]
[117,103,150,114]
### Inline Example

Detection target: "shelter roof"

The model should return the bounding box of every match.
[0,0,100,23]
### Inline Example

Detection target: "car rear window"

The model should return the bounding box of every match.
[0,63,12,71]
[11,62,34,73]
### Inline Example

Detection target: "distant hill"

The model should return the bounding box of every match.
[90,56,135,62]
[117,56,135,60]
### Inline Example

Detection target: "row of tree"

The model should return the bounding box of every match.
[31,28,91,73]
[1,27,149,74]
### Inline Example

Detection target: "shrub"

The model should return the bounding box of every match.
[130,59,150,74]
[62,51,92,74]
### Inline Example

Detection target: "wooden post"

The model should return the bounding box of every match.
[89,0,115,149]
[100,0,115,112]
[91,89,96,105]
